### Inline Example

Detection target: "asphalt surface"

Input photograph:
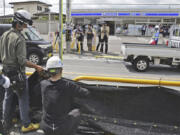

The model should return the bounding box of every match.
[26,35,180,89]
[29,35,177,82]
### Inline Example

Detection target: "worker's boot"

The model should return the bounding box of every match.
[21,123,40,133]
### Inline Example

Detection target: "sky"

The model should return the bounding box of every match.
[1,0,180,16]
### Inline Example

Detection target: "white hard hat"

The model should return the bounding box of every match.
[46,56,63,70]
[14,10,33,25]
[155,25,159,29]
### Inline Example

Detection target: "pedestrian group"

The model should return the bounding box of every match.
[74,22,110,54]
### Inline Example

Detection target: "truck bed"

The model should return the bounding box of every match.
[121,43,180,58]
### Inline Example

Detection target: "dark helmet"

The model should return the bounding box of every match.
[14,10,33,25]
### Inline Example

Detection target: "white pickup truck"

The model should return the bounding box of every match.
[121,43,180,72]
[121,25,180,72]
[168,25,180,48]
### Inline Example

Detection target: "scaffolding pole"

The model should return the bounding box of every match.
[59,0,63,60]
[66,0,72,53]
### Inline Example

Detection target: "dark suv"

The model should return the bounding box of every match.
[0,24,53,64]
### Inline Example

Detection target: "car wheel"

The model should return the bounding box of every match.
[133,57,149,72]
[28,53,41,65]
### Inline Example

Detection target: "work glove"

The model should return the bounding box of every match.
[2,75,10,89]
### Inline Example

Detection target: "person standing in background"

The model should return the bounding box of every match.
[96,24,102,51]
[100,23,110,54]
[75,25,84,52]
[141,24,147,36]
[86,24,94,51]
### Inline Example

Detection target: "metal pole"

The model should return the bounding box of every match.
[3,0,5,16]
[66,0,72,53]
[49,11,51,36]
[66,0,71,26]
[59,0,63,60]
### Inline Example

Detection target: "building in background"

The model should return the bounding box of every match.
[71,8,180,35]
[5,0,65,34]
[9,0,52,17]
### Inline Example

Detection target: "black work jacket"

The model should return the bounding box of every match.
[40,78,89,125]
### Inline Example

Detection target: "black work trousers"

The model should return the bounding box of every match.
[76,41,84,52]
[100,35,108,53]
[96,35,102,51]
[41,109,80,135]
[141,30,146,36]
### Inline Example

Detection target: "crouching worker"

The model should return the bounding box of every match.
[40,56,89,135]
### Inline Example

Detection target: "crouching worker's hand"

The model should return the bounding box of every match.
[79,87,90,97]
[2,75,10,88]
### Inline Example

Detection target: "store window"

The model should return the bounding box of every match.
[17,8,24,10]
[149,19,161,23]
[163,18,175,23]
[37,6,42,11]
[173,29,179,36]
[45,8,49,12]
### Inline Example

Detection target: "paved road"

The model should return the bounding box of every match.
[27,52,180,84]
[62,55,180,81]
[35,35,176,80]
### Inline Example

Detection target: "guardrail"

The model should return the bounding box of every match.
[73,76,180,87]
[26,72,180,87]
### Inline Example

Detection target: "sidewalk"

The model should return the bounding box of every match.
[41,34,168,59]
[41,34,121,51]
[41,34,122,57]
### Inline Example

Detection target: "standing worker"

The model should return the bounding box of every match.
[0,10,43,134]
[100,22,110,54]
[40,56,89,135]
[150,25,160,45]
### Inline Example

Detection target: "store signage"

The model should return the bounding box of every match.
[71,12,179,17]
[71,13,102,16]
[144,13,179,16]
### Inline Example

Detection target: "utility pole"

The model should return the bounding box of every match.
[48,11,51,36]
[66,0,72,53]
[3,0,5,16]
[59,0,63,60]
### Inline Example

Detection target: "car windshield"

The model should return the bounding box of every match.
[22,27,43,41]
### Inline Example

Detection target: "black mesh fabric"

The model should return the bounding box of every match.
[3,71,180,135]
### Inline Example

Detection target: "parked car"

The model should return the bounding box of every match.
[0,24,53,64]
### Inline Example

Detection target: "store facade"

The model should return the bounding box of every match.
[71,8,180,35]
